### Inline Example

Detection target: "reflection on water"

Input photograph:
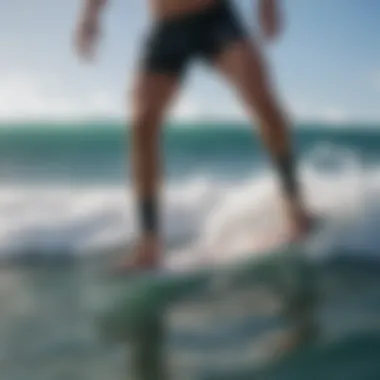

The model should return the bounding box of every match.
[0,263,126,380]
[1,256,380,380]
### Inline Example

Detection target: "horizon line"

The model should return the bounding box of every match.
[0,115,379,128]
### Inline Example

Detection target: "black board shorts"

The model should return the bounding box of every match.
[140,1,247,76]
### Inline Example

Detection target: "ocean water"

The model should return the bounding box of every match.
[1,120,380,379]
[1,121,380,257]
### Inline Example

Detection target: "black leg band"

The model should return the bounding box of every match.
[275,153,299,198]
[139,198,158,234]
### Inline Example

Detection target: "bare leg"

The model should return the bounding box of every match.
[213,40,318,351]
[118,71,180,270]
[214,40,312,239]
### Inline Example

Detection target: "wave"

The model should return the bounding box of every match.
[0,145,380,266]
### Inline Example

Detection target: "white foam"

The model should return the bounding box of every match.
[0,147,379,266]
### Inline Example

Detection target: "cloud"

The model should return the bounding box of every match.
[297,107,349,124]
[170,96,202,121]
[289,98,351,124]
[291,100,380,125]
[322,107,349,124]
[1,71,378,125]
[170,93,247,122]
[0,72,122,122]
[0,71,245,123]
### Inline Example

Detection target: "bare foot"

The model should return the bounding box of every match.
[114,235,161,275]
[285,201,315,242]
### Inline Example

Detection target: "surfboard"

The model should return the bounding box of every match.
[96,220,323,342]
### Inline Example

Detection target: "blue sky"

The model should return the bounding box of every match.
[0,0,379,123]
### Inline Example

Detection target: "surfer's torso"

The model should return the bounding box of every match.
[149,0,224,20]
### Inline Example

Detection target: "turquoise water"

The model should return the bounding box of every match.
[0,121,379,183]
[1,257,380,379]
[0,120,380,379]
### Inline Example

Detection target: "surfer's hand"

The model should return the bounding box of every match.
[74,15,101,62]
[259,0,283,42]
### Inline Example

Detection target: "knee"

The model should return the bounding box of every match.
[243,73,278,115]
[131,100,164,136]
[129,72,177,133]
[132,105,160,127]
[129,83,163,132]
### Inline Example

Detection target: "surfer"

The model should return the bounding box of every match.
[74,0,313,270]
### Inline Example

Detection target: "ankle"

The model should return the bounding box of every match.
[140,233,161,244]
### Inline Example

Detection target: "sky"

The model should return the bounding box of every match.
[0,0,380,124]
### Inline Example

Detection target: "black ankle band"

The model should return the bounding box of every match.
[139,198,158,234]
[275,153,299,198]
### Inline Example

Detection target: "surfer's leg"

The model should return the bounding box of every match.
[201,19,317,347]
[211,39,311,238]
[124,71,180,270]
[118,18,192,271]
[194,2,310,238]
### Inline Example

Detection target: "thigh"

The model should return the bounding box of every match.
[213,39,275,106]
[131,70,180,123]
